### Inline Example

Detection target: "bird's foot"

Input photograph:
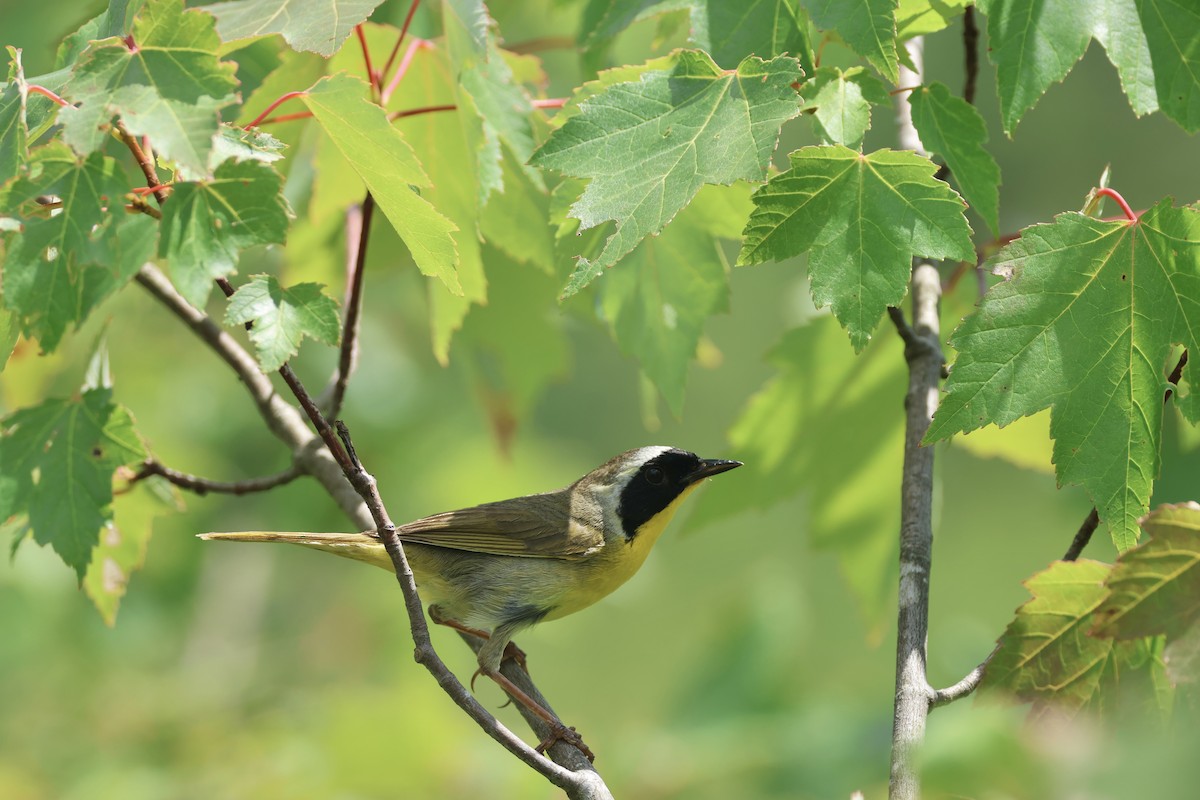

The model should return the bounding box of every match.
[502,641,528,671]
[536,723,595,763]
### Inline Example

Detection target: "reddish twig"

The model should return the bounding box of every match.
[382,38,431,103]
[532,98,567,110]
[889,85,922,96]
[380,0,422,80]
[388,103,457,120]
[115,121,169,204]
[1094,187,1138,221]
[26,84,69,106]
[255,110,314,127]
[244,91,308,130]
[355,24,380,96]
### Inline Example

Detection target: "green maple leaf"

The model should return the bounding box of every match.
[0,306,17,372]
[1100,0,1159,117]
[979,0,1173,133]
[0,47,44,188]
[1091,503,1200,640]
[158,159,291,308]
[800,66,889,149]
[981,560,1141,712]
[83,497,155,627]
[1137,0,1200,132]
[0,389,147,579]
[200,0,385,57]
[375,32,487,362]
[909,81,1001,234]
[301,73,461,296]
[578,0,814,73]
[480,145,555,275]
[738,144,974,351]
[531,50,801,297]
[689,316,907,627]
[807,0,900,84]
[59,0,238,177]
[442,4,537,203]
[207,125,286,171]
[690,0,814,73]
[600,183,749,413]
[895,0,970,39]
[2,144,156,351]
[577,0,680,48]
[225,275,340,371]
[1,46,74,185]
[927,201,1200,550]
[978,0,1091,134]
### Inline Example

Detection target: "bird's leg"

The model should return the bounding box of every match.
[427,607,527,674]
[479,666,595,762]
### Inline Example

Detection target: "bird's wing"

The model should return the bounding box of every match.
[396,491,605,559]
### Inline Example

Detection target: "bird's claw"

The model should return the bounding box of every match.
[536,723,595,762]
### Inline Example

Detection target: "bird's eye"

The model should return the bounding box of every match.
[645,466,666,485]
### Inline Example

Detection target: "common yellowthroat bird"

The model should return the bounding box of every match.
[201,446,740,758]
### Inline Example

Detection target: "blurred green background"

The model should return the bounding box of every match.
[3,1,1200,798]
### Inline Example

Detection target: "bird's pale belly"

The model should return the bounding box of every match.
[403,486,690,632]
[404,539,645,631]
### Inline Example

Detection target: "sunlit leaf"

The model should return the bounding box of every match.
[800,66,889,149]
[1137,0,1200,131]
[0,389,146,579]
[60,0,238,176]
[532,50,801,297]
[1092,503,1200,640]
[159,159,291,308]
[301,73,461,295]
[200,0,385,57]
[690,0,814,73]
[1,144,156,351]
[807,0,900,83]
[739,144,973,351]
[909,81,1001,234]
[1095,0,1158,116]
[982,560,1136,712]
[979,0,1172,133]
[224,274,340,371]
[896,0,970,39]
[927,201,1200,550]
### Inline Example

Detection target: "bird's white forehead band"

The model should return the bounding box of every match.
[630,445,673,469]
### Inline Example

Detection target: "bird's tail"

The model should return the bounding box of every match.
[198,530,393,571]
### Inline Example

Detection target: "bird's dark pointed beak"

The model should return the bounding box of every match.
[687,458,742,483]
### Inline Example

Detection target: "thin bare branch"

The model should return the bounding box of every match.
[139,263,610,795]
[962,6,979,105]
[324,193,374,419]
[133,265,365,519]
[930,644,997,709]
[1062,508,1101,562]
[130,459,301,496]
